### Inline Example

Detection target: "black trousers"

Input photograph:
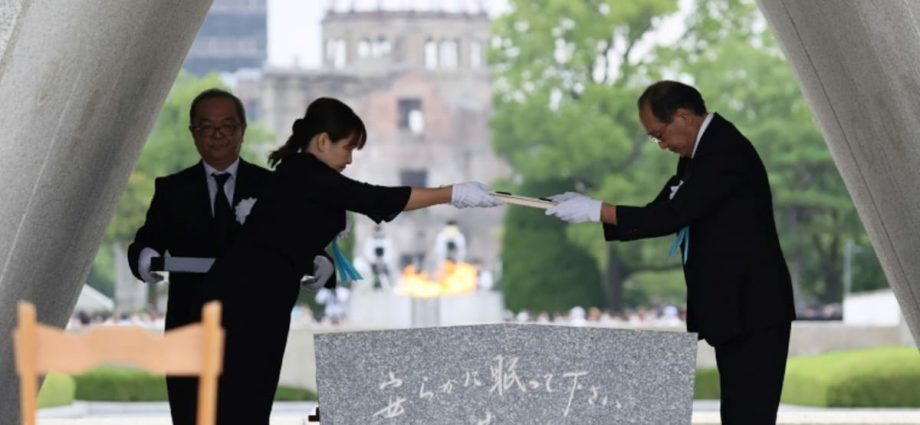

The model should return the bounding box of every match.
[166,376,198,425]
[215,268,301,425]
[164,306,203,425]
[714,323,791,425]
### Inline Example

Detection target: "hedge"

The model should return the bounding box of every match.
[70,367,316,402]
[781,346,920,407]
[693,368,720,400]
[73,367,168,401]
[693,346,920,407]
[37,373,76,408]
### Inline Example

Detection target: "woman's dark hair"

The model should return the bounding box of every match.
[268,97,367,167]
[190,88,247,126]
[637,80,707,123]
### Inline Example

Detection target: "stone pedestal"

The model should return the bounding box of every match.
[315,324,697,424]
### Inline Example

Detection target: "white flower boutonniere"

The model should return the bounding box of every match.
[235,197,257,225]
[669,180,684,200]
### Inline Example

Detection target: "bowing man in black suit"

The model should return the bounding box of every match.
[127,88,274,425]
[545,81,796,425]
[206,97,504,425]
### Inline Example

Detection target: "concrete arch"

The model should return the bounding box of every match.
[758,0,920,345]
[0,0,213,422]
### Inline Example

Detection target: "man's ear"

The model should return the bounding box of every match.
[239,124,247,141]
[673,108,689,123]
[675,108,701,123]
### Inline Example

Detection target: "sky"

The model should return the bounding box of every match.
[266,0,326,68]
[266,0,687,70]
[266,0,510,69]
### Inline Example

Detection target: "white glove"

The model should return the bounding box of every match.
[450,181,503,209]
[337,217,351,241]
[546,192,583,203]
[545,192,602,223]
[138,247,164,284]
[301,255,334,290]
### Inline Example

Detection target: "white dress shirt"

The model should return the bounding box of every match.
[691,112,714,159]
[670,113,714,200]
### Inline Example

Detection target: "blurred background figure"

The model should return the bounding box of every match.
[469,258,494,291]
[433,220,466,268]
[315,285,351,325]
[362,225,396,290]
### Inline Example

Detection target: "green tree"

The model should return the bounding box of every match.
[490,0,684,311]
[86,243,115,298]
[500,179,604,313]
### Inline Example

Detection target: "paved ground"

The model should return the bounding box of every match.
[36,401,920,424]
[693,401,920,425]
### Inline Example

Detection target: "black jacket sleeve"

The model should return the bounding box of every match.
[603,149,748,242]
[127,177,170,280]
[283,155,412,223]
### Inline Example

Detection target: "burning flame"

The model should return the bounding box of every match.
[395,261,478,298]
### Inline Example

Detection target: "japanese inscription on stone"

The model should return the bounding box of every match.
[315,324,696,425]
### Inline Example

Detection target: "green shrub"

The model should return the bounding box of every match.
[274,386,317,401]
[782,346,920,407]
[37,373,75,408]
[693,368,720,400]
[73,367,168,401]
[72,366,316,402]
[694,346,920,406]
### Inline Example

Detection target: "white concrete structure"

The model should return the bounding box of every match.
[759,0,920,346]
[347,290,504,328]
[73,285,114,314]
[844,290,902,326]
[0,1,213,423]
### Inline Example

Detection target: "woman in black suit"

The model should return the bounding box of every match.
[205,97,500,424]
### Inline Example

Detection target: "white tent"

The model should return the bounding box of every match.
[74,284,114,313]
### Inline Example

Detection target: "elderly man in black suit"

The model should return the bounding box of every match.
[127,88,273,425]
[546,80,796,425]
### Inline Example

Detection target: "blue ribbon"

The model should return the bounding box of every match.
[668,225,690,264]
[330,240,363,282]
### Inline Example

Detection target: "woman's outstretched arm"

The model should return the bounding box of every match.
[403,182,502,211]
[404,187,451,211]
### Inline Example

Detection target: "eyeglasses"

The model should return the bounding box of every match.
[190,123,239,137]
[647,121,671,144]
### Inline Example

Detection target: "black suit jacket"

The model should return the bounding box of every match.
[127,159,272,329]
[209,153,411,291]
[206,155,412,425]
[604,114,795,345]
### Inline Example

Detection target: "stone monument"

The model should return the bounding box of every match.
[314,324,697,424]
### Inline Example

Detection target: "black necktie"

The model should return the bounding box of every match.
[679,157,693,181]
[212,172,233,252]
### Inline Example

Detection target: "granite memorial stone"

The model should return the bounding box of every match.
[314,324,697,424]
